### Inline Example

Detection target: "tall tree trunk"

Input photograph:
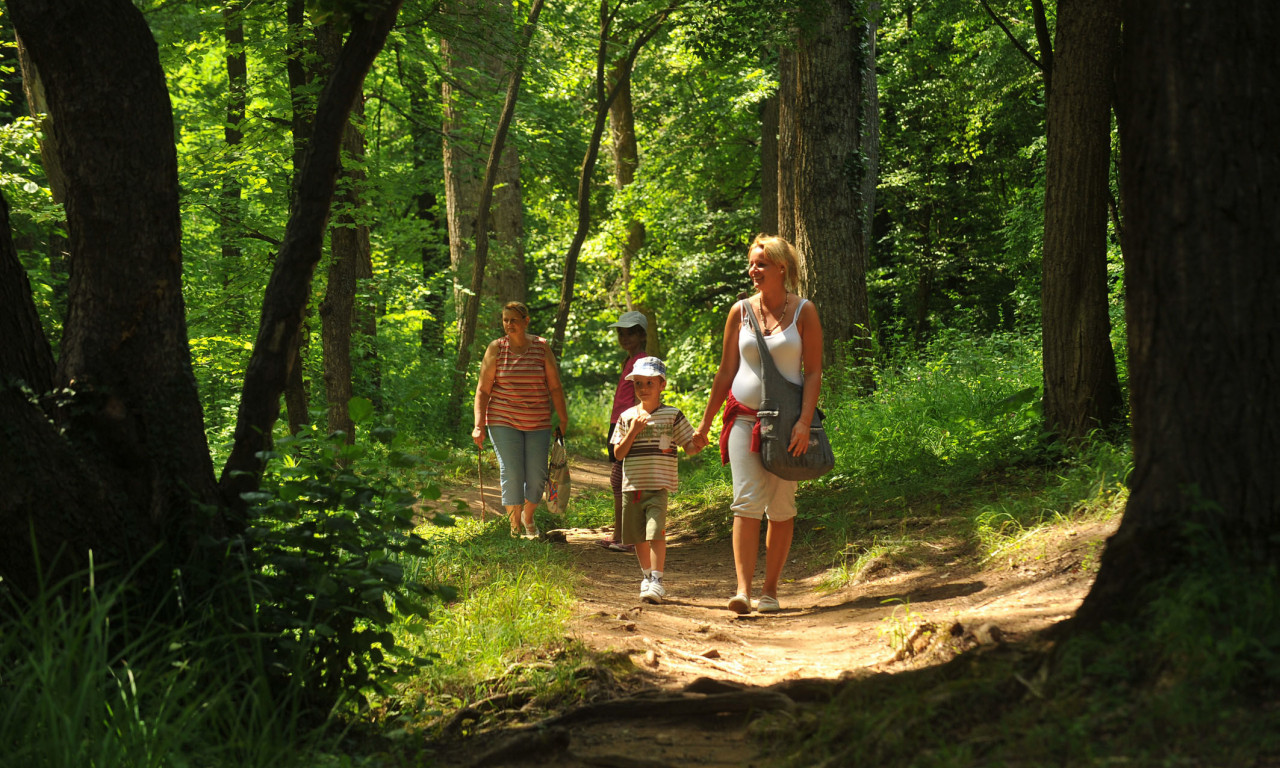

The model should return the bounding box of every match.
[445,0,545,430]
[317,23,376,442]
[1040,0,1124,441]
[3,0,220,594]
[759,89,779,236]
[1071,0,1280,631]
[780,0,876,382]
[410,75,448,352]
[441,0,526,345]
[776,47,797,245]
[220,0,405,514]
[281,0,315,433]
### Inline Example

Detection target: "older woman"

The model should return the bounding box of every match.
[692,235,823,613]
[472,301,570,538]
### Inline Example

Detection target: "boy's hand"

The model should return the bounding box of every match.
[632,410,652,431]
[684,439,705,456]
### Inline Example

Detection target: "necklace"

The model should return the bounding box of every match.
[759,294,789,336]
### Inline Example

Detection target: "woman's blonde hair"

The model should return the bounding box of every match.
[749,234,802,294]
[502,301,530,318]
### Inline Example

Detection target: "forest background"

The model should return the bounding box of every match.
[1,0,1275,765]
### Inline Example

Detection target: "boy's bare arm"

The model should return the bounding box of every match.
[680,438,705,456]
[612,414,649,460]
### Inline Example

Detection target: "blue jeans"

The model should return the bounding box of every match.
[487,426,551,506]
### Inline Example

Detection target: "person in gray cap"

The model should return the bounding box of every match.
[598,310,649,551]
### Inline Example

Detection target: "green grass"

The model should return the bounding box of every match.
[0,565,332,768]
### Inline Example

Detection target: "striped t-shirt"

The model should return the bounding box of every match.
[611,404,695,492]
[487,336,552,431]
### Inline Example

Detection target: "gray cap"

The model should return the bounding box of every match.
[608,310,648,331]
[625,356,667,381]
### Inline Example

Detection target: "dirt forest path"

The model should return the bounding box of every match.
[434,456,1115,767]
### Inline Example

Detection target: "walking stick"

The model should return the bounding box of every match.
[477,443,488,523]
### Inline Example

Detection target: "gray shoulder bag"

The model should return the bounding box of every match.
[741,299,835,481]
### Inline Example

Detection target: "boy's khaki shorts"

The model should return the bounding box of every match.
[620,489,668,545]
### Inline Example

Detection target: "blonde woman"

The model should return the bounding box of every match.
[473,302,570,537]
[692,235,823,613]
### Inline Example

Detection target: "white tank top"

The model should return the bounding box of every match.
[730,298,806,410]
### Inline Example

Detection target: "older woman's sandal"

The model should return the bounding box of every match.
[727,594,751,614]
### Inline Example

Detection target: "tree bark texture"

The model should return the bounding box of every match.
[220,0,405,512]
[780,0,876,378]
[442,0,526,342]
[0,194,55,393]
[3,0,219,593]
[1072,0,1280,629]
[759,90,779,237]
[1040,0,1124,442]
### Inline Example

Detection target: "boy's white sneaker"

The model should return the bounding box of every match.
[642,576,665,604]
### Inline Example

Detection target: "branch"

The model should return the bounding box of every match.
[976,0,1046,78]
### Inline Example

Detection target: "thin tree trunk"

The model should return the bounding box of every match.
[1040,0,1124,441]
[220,0,405,514]
[221,1,247,269]
[282,0,315,433]
[550,0,678,355]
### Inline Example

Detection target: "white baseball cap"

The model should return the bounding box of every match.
[625,356,667,381]
[608,310,648,331]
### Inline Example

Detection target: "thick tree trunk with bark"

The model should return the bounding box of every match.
[779,0,876,380]
[1072,0,1280,630]
[446,0,544,429]
[2,0,219,595]
[1040,0,1124,442]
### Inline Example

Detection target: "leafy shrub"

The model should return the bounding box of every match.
[235,402,448,708]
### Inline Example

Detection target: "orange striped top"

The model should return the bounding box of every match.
[487,336,552,431]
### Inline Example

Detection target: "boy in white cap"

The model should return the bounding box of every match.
[610,356,703,603]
